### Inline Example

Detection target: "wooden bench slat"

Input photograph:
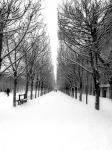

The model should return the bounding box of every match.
[16,94,27,105]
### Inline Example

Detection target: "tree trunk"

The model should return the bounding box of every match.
[35,81,38,98]
[42,84,44,95]
[86,85,88,104]
[0,27,3,69]
[90,44,100,110]
[71,87,74,97]
[95,82,100,110]
[93,70,100,110]
[25,75,29,99]
[38,81,40,97]
[75,87,77,99]
[30,79,34,100]
[86,73,88,104]
[35,85,37,98]
[70,87,72,96]
[79,81,82,101]
[13,71,17,107]
[40,85,43,96]
[108,77,112,100]
[78,65,83,101]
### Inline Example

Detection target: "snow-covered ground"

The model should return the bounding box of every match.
[0,91,112,150]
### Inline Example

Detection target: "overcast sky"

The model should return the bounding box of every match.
[42,0,61,80]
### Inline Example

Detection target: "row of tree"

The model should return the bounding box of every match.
[0,0,55,106]
[58,0,112,110]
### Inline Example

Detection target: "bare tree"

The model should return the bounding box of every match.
[0,0,32,69]
[1,0,42,106]
[58,0,110,110]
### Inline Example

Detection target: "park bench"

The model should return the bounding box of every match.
[16,94,27,105]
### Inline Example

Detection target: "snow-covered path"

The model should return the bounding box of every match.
[0,91,112,150]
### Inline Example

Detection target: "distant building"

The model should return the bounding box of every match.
[100,84,110,98]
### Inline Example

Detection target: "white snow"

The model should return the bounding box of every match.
[0,91,112,150]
